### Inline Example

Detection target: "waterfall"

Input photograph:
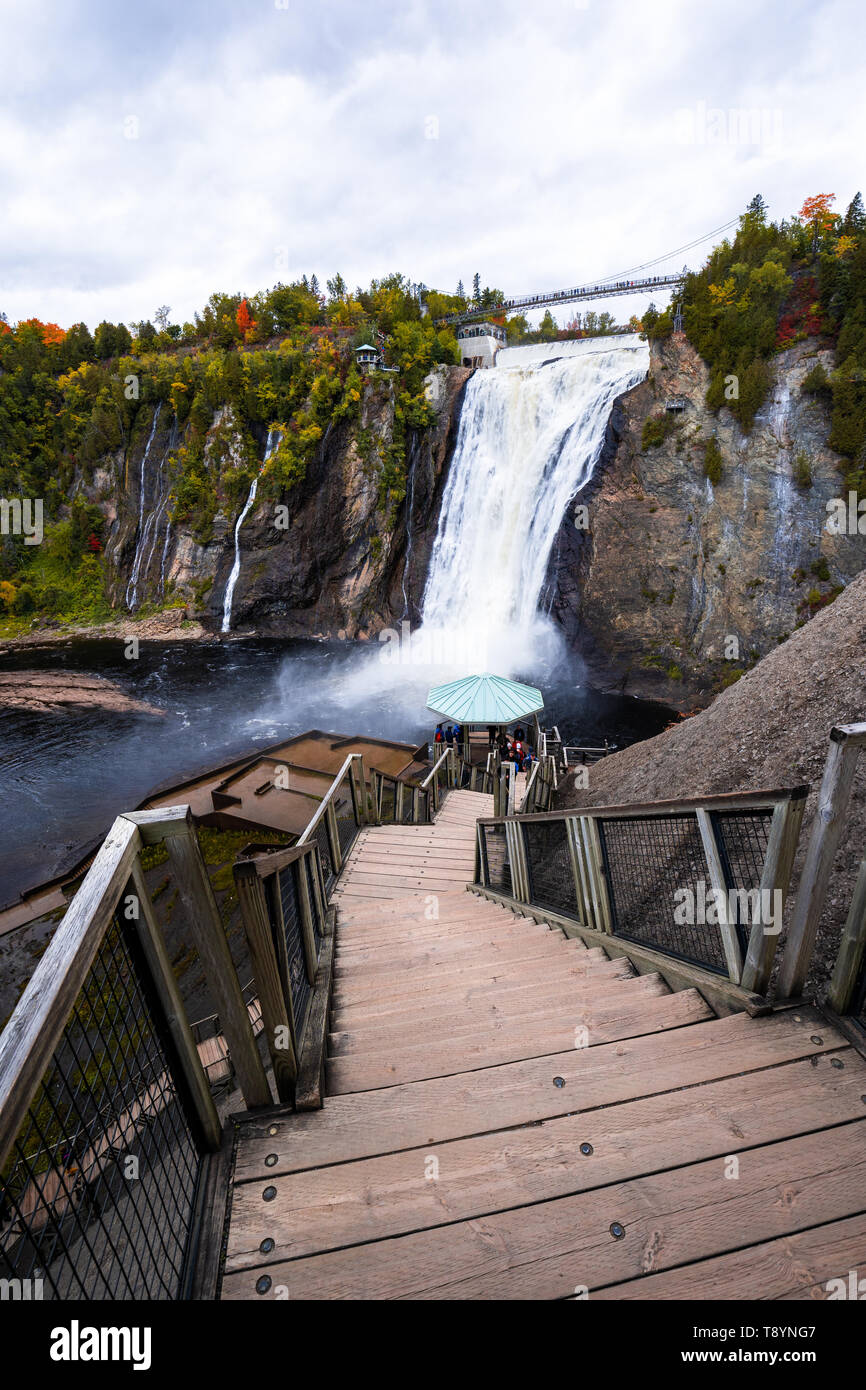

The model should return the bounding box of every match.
[419,339,648,672]
[221,428,279,634]
[125,404,162,610]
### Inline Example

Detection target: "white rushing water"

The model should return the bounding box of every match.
[418,338,648,672]
[222,428,279,633]
[125,404,162,610]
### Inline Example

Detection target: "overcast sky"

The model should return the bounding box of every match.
[1,0,864,330]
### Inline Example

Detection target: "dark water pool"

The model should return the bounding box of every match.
[0,637,676,905]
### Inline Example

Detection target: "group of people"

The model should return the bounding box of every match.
[488,724,534,772]
[434,723,463,748]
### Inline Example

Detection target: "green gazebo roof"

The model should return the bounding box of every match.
[426,673,544,725]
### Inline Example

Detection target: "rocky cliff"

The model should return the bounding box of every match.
[92,366,471,640]
[550,332,866,708]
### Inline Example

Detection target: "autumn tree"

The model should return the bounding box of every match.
[799,193,837,252]
[236,297,255,338]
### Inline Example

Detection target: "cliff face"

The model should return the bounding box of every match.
[550,333,866,707]
[93,366,471,639]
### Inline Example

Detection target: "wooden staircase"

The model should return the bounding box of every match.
[221,789,866,1300]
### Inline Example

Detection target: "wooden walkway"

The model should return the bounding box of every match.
[222,789,866,1300]
[331,788,494,903]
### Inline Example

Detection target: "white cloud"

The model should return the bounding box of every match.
[0,0,864,328]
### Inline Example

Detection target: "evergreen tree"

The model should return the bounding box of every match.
[843,192,866,234]
[456,279,465,300]
[310,274,320,297]
[745,193,768,223]
[472,272,481,304]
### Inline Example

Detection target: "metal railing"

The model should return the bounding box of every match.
[0,807,247,1301]
[476,786,808,993]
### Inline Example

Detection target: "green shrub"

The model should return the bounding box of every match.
[703,436,724,485]
[793,449,813,489]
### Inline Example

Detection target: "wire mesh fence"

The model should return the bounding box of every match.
[598,815,728,972]
[523,821,576,918]
[0,913,203,1300]
[273,864,312,1042]
[334,774,360,860]
[311,817,334,895]
[479,824,512,897]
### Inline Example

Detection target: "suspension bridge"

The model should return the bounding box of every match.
[439,213,742,326]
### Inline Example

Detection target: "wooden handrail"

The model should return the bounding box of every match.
[297,753,361,844]
[478,783,809,826]
[0,808,232,1179]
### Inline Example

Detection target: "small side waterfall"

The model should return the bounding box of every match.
[419,339,648,670]
[125,405,162,610]
[222,429,279,634]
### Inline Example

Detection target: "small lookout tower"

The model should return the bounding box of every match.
[354,342,381,373]
[456,320,506,369]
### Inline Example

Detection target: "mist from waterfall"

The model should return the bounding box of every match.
[222,428,279,634]
[418,338,649,674]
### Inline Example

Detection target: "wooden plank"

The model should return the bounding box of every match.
[332,938,577,991]
[329,975,666,1053]
[335,921,556,964]
[295,934,335,1111]
[234,869,297,1104]
[741,795,805,994]
[592,1212,866,1300]
[166,824,271,1110]
[129,858,222,1150]
[332,954,615,1021]
[222,1120,866,1299]
[233,1008,844,1178]
[778,734,861,998]
[827,857,866,1013]
[332,945,600,1006]
[224,1051,863,1268]
[326,989,714,1092]
[696,807,743,983]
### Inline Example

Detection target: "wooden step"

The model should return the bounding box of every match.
[332,939,584,1000]
[224,1050,864,1271]
[331,958,639,1032]
[591,1211,866,1301]
[335,920,558,966]
[331,952,614,1020]
[326,988,714,1092]
[333,932,570,981]
[230,1010,848,1178]
[328,974,667,1055]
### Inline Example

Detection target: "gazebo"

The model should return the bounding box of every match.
[426,673,544,763]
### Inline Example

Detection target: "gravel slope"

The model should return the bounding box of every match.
[560,570,866,999]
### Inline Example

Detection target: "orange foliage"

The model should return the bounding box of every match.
[798,193,836,233]
[236,298,256,339]
[17,317,66,344]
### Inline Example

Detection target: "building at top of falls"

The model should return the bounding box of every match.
[456,320,506,368]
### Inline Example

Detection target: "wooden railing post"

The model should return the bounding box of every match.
[740,794,806,994]
[696,808,744,984]
[132,809,272,1110]
[505,821,530,902]
[777,724,866,999]
[128,857,223,1148]
[827,858,866,1014]
[233,866,297,1104]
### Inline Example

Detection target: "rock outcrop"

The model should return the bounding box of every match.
[550,333,866,707]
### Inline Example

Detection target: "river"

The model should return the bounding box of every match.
[0,637,674,907]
